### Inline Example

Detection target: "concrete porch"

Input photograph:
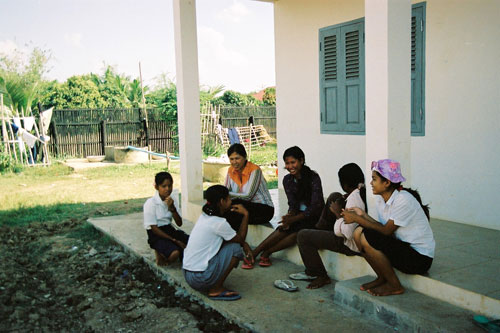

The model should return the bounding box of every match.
[88,189,499,331]
[247,190,500,319]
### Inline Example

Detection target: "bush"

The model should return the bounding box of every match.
[0,151,23,174]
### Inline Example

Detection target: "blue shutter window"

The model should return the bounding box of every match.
[319,4,424,136]
[411,3,425,136]
[320,18,365,135]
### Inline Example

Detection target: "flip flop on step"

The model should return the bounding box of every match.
[473,315,500,332]
[274,279,298,292]
[208,290,241,301]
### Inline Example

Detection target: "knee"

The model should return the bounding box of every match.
[169,250,181,259]
[359,233,374,252]
[297,229,313,246]
[226,242,244,257]
[353,227,362,242]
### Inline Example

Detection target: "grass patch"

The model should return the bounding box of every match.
[247,143,277,166]
[267,179,278,189]
[0,143,277,228]
[66,223,114,246]
[0,199,147,227]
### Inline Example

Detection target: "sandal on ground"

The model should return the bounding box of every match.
[259,256,272,267]
[274,279,298,292]
[208,290,241,301]
[473,315,500,332]
[241,257,254,269]
[289,271,317,281]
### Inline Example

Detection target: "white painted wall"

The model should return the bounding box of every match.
[274,0,366,200]
[273,0,500,230]
[412,0,500,230]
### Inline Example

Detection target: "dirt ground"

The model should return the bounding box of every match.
[0,220,245,332]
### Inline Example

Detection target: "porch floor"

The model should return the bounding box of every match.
[88,189,499,330]
[267,189,500,303]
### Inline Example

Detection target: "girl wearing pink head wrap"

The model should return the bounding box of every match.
[342,159,435,296]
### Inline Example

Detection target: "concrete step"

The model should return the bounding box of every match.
[333,275,483,333]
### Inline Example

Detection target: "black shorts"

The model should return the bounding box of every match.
[224,199,274,231]
[147,225,189,259]
[363,228,432,274]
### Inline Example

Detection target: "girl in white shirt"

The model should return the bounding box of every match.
[183,185,253,301]
[343,159,435,296]
[143,172,189,266]
[290,163,367,289]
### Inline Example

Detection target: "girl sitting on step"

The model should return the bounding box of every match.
[143,172,189,266]
[290,162,367,289]
[342,159,435,296]
[244,146,325,269]
[183,185,253,301]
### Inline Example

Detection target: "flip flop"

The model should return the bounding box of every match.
[289,271,317,281]
[208,290,241,301]
[274,279,298,292]
[241,256,254,269]
[473,315,500,332]
[259,257,272,267]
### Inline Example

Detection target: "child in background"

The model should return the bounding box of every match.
[143,172,189,266]
[183,185,253,301]
[290,163,366,289]
[343,159,435,296]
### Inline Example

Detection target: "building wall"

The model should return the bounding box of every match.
[274,0,366,197]
[274,0,500,230]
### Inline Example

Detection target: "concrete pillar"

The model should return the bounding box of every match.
[173,0,204,221]
[365,0,412,210]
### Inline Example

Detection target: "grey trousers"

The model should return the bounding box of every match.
[297,229,358,278]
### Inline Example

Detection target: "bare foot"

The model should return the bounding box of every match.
[155,251,169,266]
[307,276,331,289]
[367,282,404,296]
[208,289,239,297]
[360,277,385,291]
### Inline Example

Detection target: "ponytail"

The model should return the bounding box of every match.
[376,171,430,221]
[401,187,430,221]
[338,163,367,213]
[202,185,229,217]
[358,184,368,214]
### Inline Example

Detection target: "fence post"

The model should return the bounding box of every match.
[100,120,107,155]
[143,119,149,148]
[50,120,59,156]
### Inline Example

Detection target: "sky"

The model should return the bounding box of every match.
[0,0,276,93]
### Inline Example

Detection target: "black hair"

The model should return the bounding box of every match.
[374,171,430,221]
[227,143,247,159]
[338,163,367,213]
[202,185,229,216]
[283,146,314,203]
[155,171,173,186]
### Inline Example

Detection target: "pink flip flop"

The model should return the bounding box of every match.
[259,257,272,267]
[241,257,254,269]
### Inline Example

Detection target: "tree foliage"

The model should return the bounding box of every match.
[0,46,51,115]
[1,45,273,122]
[213,90,261,106]
[262,87,276,106]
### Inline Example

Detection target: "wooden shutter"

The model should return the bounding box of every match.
[319,26,341,132]
[320,19,364,134]
[411,3,425,136]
